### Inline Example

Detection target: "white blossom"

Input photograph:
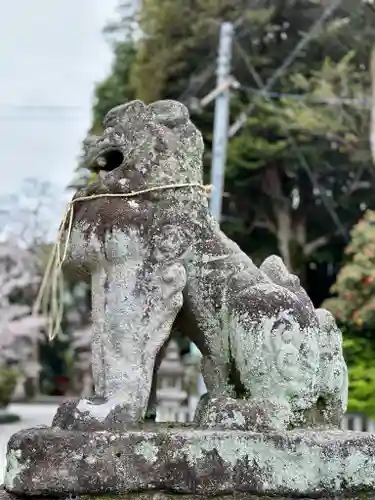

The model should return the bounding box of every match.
[0,240,46,369]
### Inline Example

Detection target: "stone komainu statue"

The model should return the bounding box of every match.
[56,99,347,432]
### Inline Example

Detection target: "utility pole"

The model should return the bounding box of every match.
[193,22,234,400]
[209,21,234,223]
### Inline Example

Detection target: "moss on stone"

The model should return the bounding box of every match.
[80,494,375,500]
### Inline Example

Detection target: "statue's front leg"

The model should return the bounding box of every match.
[80,260,186,425]
[145,340,169,421]
[53,226,187,431]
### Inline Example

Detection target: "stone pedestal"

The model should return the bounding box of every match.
[2,491,375,500]
[4,424,375,498]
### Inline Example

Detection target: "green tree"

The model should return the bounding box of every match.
[324,210,375,417]
[70,42,136,189]
[75,0,375,290]
[93,43,136,132]
[324,210,375,336]
[343,336,375,418]
[69,0,375,410]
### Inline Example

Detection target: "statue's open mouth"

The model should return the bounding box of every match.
[89,146,125,173]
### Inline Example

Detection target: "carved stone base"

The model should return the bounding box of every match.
[4,425,375,498]
[194,395,293,431]
[52,397,145,431]
[1,489,375,500]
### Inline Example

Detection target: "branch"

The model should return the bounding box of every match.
[349,180,372,192]
[262,166,291,209]
[304,233,337,256]
[253,218,277,233]
[252,203,277,234]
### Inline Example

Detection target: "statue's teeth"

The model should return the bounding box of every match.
[99,170,107,179]
[97,156,106,167]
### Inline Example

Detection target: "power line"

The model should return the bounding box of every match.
[0,104,89,121]
[232,31,349,241]
[0,115,87,120]
[177,15,247,104]
[229,0,344,137]
[189,0,352,240]
[0,105,85,111]
[239,84,371,108]
[1,86,369,122]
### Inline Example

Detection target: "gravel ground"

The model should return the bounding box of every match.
[0,403,58,484]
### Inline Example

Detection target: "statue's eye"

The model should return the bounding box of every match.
[94,149,124,172]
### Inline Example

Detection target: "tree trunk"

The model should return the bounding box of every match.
[263,166,295,273]
[262,167,312,283]
[274,208,293,272]
[291,215,308,285]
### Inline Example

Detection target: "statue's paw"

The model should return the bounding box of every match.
[52,397,107,431]
[259,255,314,310]
[260,255,300,288]
[52,396,138,431]
[195,395,292,432]
[256,256,316,329]
[193,392,210,424]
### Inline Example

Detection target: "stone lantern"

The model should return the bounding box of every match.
[156,340,188,421]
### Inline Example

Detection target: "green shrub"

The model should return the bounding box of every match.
[0,365,19,407]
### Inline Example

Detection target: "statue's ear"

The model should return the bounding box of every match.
[149,100,190,129]
[260,255,300,289]
[149,100,205,160]
[103,100,148,128]
[315,308,337,332]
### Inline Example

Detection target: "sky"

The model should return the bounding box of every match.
[0,0,120,202]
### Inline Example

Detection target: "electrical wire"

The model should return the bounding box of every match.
[229,0,344,137]
[239,84,371,108]
[232,31,350,241]
[177,15,247,103]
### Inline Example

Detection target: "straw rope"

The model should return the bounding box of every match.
[32,182,211,341]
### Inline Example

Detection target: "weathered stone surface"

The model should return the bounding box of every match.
[1,100,356,499]
[2,488,375,500]
[60,99,348,430]
[52,397,140,432]
[5,426,375,498]
[1,488,375,500]
[3,99,361,500]
[195,396,292,432]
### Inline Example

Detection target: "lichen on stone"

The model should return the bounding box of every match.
[3,449,27,490]
[56,99,349,433]
[134,440,159,463]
